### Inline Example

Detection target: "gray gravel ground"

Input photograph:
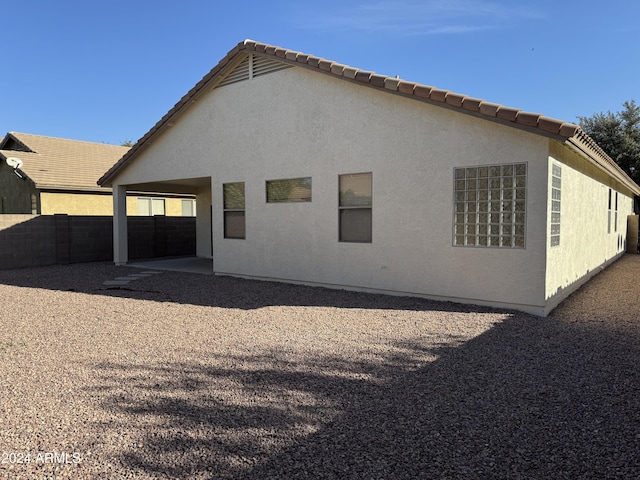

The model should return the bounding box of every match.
[1,256,639,479]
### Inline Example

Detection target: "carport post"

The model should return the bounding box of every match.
[113,184,128,265]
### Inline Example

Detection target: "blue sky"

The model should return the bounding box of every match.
[2,0,639,145]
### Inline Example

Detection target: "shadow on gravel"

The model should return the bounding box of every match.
[91,313,640,479]
[0,261,502,313]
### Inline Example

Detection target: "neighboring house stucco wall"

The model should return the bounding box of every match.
[0,162,38,214]
[112,67,555,313]
[39,191,189,216]
[41,192,113,215]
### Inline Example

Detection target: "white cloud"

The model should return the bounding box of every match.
[296,0,543,35]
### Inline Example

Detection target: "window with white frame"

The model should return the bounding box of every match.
[223,182,245,239]
[339,172,372,243]
[550,164,562,247]
[181,199,196,217]
[453,163,526,248]
[137,197,165,216]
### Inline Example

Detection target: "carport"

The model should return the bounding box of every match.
[112,176,212,270]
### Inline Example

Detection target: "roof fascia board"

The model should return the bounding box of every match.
[38,185,113,193]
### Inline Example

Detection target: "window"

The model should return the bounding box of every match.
[339,172,372,243]
[453,163,526,248]
[181,199,196,217]
[223,182,245,239]
[137,197,165,216]
[266,177,312,203]
[615,191,619,232]
[550,164,562,247]
[608,189,612,234]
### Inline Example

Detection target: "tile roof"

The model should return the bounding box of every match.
[1,132,129,191]
[98,40,640,195]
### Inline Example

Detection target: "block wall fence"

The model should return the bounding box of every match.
[0,214,196,270]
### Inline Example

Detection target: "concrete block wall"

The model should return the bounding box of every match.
[628,215,639,254]
[128,216,196,259]
[0,215,57,269]
[0,214,196,270]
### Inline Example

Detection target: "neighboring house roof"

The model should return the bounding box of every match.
[98,39,640,196]
[0,132,130,192]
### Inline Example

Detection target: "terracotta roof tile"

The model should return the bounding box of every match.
[307,56,321,68]
[429,89,448,103]
[445,93,465,107]
[496,106,519,122]
[318,59,332,71]
[397,81,415,95]
[285,51,299,61]
[330,63,346,75]
[384,78,400,91]
[537,116,564,134]
[370,74,386,88]
[479,102,500,117]
[462,97,482,112]
[295,53,310,64]
[342,67,358,79]
[355,71,372,83]
[411,85,430,98]
[516,112,541,127]
[560,123,580,137]
[98,39,640,196]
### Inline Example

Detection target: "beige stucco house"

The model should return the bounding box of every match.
[98,40,640,316]
[0,132,195,216]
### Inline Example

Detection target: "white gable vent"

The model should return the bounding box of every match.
[215,54,291,89]
[252,55,291,77]
[216,55,251,88]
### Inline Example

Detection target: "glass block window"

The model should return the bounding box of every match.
[453,163,526,248]
[223,182,245,239]
[266,177,312,203]
[339,172,372,243]
[550,164,561,247]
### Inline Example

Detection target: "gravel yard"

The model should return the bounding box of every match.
[1,256,639,479]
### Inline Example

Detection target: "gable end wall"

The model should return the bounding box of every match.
[113,66,555,314]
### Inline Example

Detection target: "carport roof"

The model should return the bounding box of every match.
[98,39,640,196]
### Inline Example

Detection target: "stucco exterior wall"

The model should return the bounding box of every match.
[40,191,189,216]
[544,149,634,313]
[112,66,553,314]
[0,162,38,214]
[41,192,113,215]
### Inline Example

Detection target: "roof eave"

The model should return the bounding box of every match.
[37,184,113,193]
[564,133,640,196]
[98,40,640,197]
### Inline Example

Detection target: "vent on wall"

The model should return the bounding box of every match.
[253,55,291,77]
[215,54,291,89]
